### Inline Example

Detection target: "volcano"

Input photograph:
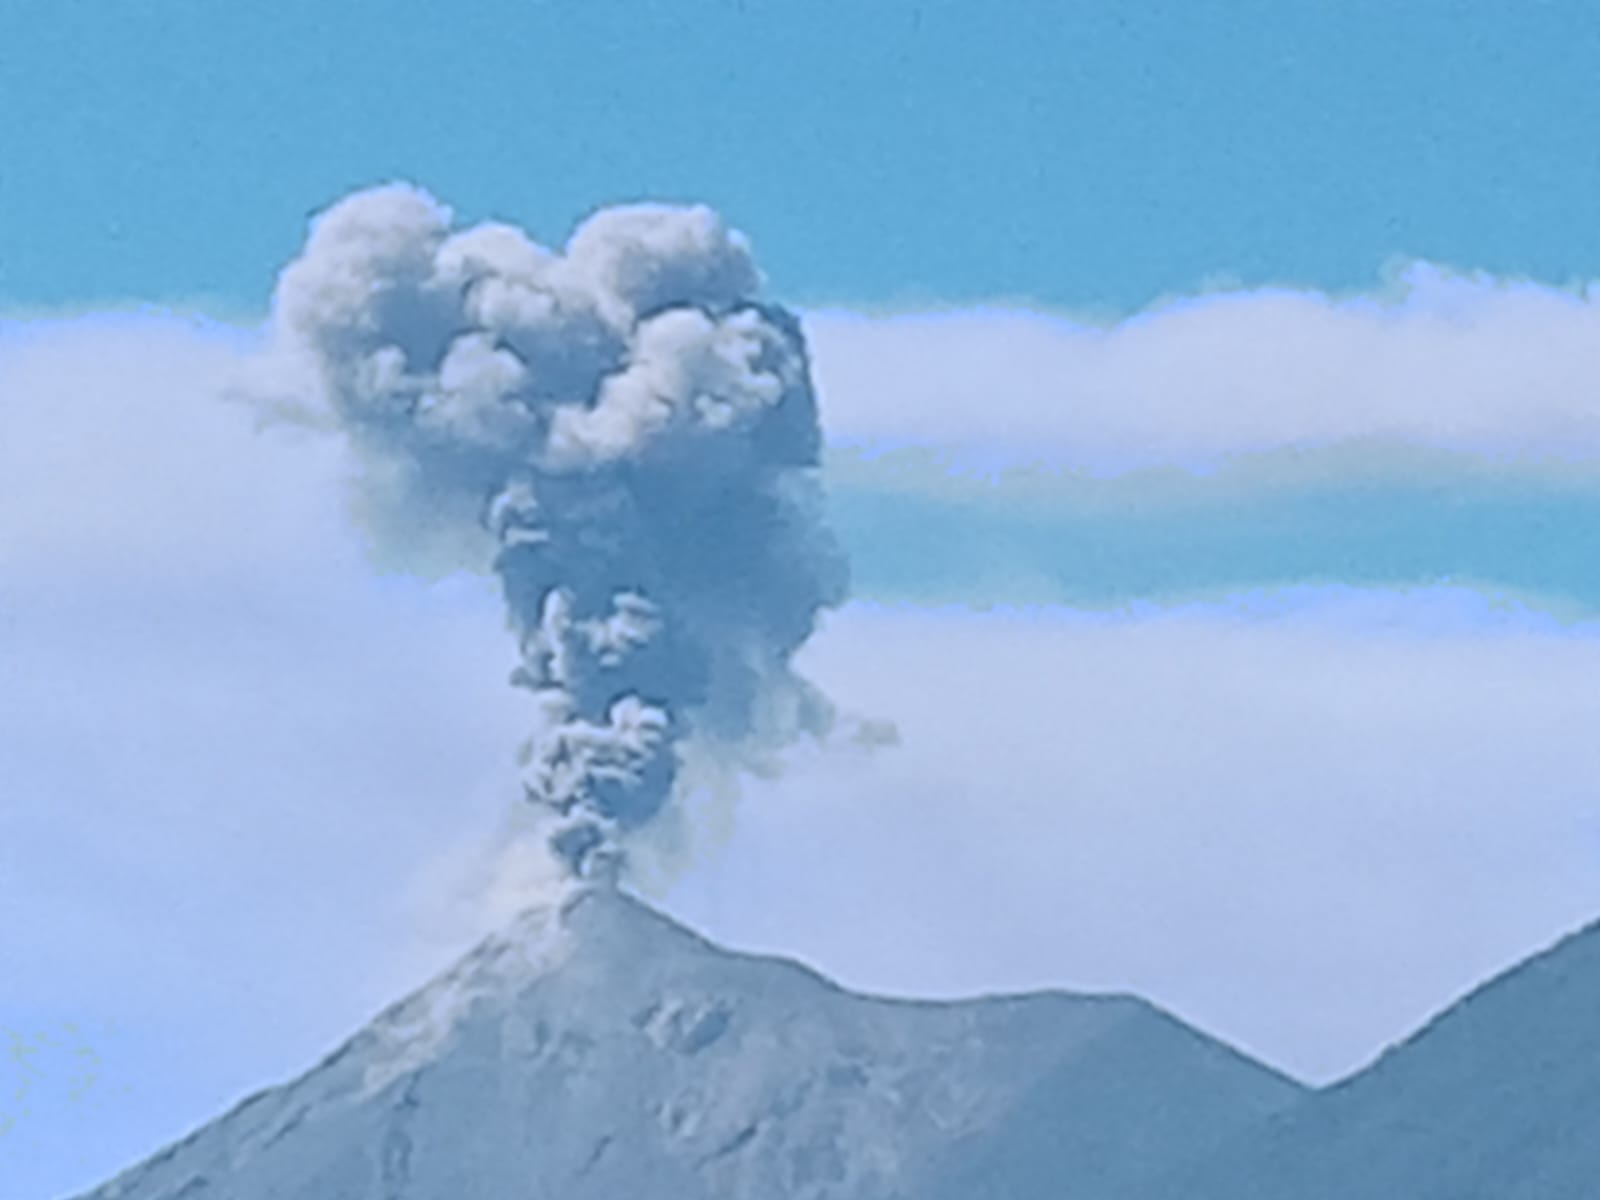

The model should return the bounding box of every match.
[75,887,1303,1199]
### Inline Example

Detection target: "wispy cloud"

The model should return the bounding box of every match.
[798,267,1600,612]
[808,263,1600,472]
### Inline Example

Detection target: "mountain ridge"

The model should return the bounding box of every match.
[1140,913,1600,1199]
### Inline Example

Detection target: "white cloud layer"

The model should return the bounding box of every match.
[0,315,530,1194]
[807,264,1600,472]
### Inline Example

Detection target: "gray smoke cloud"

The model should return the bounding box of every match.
[265,183,849,879]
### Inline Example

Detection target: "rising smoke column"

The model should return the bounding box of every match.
[268,184,847,878]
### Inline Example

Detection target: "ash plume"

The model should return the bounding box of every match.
[265,184,848,880]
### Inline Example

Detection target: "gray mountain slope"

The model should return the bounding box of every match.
[1147,916,1600,1200]
[74,887,1303,1200]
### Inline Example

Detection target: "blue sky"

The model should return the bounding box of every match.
[830,446,1600,613]
[6,0,1600,312]
[7,4,1600,1197]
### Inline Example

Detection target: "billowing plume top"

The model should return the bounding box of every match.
[267,183,847,880]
